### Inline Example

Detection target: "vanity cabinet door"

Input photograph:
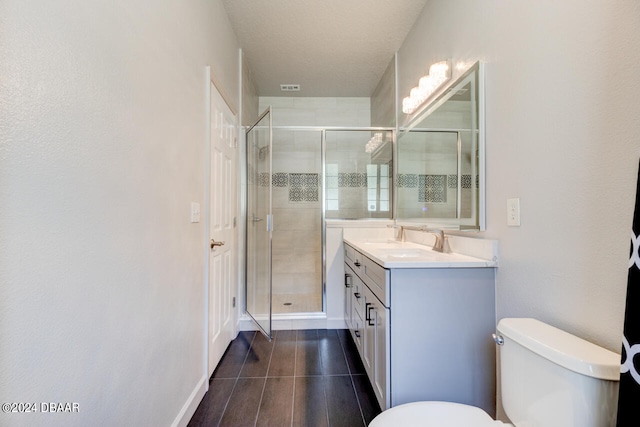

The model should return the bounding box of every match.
[344,271,353,329]
[363,284,388,409]
[363,291,374,377]
[346,264,365,356]
[373,301,387,408]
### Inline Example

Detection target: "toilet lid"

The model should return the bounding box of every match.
[369,401,508,427]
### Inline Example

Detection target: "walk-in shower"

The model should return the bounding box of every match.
[245,118,324,332]
[245,116,394,336]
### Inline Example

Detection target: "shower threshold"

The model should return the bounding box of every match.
[239,311,342,333]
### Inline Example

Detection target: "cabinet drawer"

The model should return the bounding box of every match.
[345,244,364,273]
[363,256,389,307]
[345,243,356,263]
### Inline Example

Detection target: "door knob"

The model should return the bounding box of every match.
[210,239,225,248]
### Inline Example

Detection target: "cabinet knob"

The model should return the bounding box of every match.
[354,330,361,338]
[354,261,361,267]
[354,292,361,299]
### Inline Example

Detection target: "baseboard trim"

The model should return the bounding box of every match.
[171,374,207,427]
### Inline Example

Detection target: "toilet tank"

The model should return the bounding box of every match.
[497,318,620,427]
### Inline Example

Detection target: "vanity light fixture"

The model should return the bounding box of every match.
[365,132,384,153]
[401,60,451,115]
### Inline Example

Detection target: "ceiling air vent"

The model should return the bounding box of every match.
[280,84,300,92]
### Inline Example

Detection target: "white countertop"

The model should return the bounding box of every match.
[344,238,498,269]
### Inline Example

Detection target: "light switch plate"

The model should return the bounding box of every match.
[507,198,520,226]
[190,202,200,223]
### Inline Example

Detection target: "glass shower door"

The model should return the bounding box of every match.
[245,108,272,339]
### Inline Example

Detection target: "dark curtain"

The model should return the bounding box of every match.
[617,160,640,426]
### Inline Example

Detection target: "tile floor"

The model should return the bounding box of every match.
[188,329,381,427]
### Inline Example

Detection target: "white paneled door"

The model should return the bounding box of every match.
[208,81,237,377]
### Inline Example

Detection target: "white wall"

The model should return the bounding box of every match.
[398,1,640,352]
[0,1,240,426]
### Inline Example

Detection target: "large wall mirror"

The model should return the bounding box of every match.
[396,61,485,230]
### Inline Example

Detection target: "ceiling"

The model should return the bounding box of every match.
[221,0,429,97]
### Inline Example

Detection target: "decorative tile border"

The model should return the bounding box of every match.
[289,173,319,202]
[259,172,269,187]
[338,172,367,187]
[272,172,288,187]
[397,174,418,188]
[461,174,472,189]
[418,174,447,203]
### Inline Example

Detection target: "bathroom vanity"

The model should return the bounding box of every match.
[343,236,497,416]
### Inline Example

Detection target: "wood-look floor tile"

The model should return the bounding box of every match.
[212,331,255,379]
[190,329,381,427]
[324,375,365,427]
[318,329,349,375]
[296,329,322,375]
[187,379,236,427]
[268,330,296,377]
[218,377,265,427]
[240,331,275,378]
[293,376,329,427]
[352,374,382,425]
[256,377,294,427]
[336,329,365,375]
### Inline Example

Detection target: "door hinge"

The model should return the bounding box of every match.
[232,297,236,308]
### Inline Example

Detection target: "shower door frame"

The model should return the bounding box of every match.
[245,107,273,340]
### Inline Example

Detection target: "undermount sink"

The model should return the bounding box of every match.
[362,240,401,245]
[381,248,432,258]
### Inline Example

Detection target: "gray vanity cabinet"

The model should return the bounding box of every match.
[343,242,496,417]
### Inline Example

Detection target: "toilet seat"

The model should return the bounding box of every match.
[369,401,511,427]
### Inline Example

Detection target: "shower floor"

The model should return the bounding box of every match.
[272,292,322,314]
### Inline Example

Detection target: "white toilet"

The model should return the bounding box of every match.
[370,318,621,426]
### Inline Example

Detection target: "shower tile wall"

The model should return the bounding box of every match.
[270,130,322,299]
[259,97,371,127]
